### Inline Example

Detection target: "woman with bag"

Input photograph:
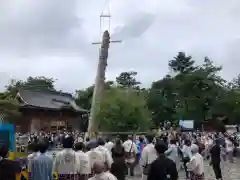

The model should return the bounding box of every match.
[110,138,126,180]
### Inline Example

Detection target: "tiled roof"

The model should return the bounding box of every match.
[17,89,88,112]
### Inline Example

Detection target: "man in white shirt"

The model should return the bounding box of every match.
[53,135,79,178]
[94,138,113,170]
[104,137,114,154]
[225,137,234,162]
[123,135,138,176]
[27,142,40,172]
[140,135,157,180]
[75,142,91,179]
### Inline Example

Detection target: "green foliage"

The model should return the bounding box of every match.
[148,52,240,128]
[75,85,94,110]
[168,52,196,73]
[0,94,21,120]
[116,71,141,89]
[97,87,151,132]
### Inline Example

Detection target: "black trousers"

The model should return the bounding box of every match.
[212,162,222,179]
[182,157,190,178]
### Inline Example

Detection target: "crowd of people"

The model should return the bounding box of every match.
[0,130,240,180]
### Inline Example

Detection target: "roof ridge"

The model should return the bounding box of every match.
[19,88,73,98]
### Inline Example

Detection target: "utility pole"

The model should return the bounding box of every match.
[87,0,122,139]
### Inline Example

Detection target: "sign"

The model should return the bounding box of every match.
[179,120,194,131]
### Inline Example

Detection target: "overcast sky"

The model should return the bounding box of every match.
[0,0,240,93]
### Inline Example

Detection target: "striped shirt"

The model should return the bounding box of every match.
[30,153,53,180]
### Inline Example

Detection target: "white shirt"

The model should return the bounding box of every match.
[27,152,40,171]
[27,152,40,161]
[88,171,117,180]
[123,140,138,163]
[140,143,157,167]
[75,150,91,174]
[181,145,192,158]
[226,139,234,152]
[187,153,204,175]
[105,141,114,153]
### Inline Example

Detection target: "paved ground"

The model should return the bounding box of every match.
[127,159,240,180]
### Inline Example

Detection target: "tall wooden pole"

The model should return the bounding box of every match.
[88,30,110,139]
[88,31,121,139]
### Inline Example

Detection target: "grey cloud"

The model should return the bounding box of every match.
[1,0,240,92]
[0,0,89,57]
[112,12,156,40]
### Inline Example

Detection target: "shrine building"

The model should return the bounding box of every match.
[15,89,88,133]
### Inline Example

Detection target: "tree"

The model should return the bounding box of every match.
[75,81,114,110]
[75,85,94,110]
[173,57,224,126]
[168,52,196,73]
[0,92,21,122]
[97,87,151,132]
[116,71,140,89]
[5,76,56,98]
[230,74,240,89]
[148,53,227,128]
[147,75,178,126]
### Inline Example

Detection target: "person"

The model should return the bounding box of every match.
[53,135,78,179]
[181,139,192,179]
[140,134,157,180]
[123,135,138,176]
[75,142,91,180]
[0,143,21,180]
[225,136,234,162]
[137,136,146,163]
[165,139,180,170]
[27,142,40,172]
[94,138,113,170]
[147,142,178,180]
[105,137,114,154]
[88,160,118,180]
[110,138,126,180]
[30,140,53,180]
[187,144,204,180]
[210,139,222,180]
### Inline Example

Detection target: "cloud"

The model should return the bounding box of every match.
[0,0,240,93]
[112,12,156,40]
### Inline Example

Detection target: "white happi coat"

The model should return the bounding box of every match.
[187,153,204,175]
[105,141,114,154]
[88,171,118,180]
[75,150,91,175]
[53,148,79,174]
[140,143,158,167]
[94,145,113,169]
